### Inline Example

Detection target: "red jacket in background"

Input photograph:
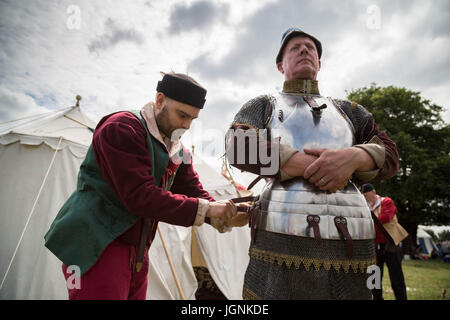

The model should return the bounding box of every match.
[374,196,398,244]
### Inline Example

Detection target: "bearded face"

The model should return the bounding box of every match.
[155,104,173,138]
[154,96,200,141]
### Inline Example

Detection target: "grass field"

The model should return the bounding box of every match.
[381,258,450,300]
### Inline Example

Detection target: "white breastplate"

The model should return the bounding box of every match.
[258,93,375,240]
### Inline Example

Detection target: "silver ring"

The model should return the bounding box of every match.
[320,178,326,185]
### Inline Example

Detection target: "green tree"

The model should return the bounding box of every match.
[438,230,450,242]
[424,229,439,242]
[347,84,450,250]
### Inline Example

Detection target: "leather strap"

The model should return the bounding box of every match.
[231,196,257,212]
[307,215,322,244]
[249,202,261,245]
[230,195,260,244]
[302,96,327,116]
[334,216,353,259]
[231,196,257,203]
[370,211,395,245]
[232,195,260,245]
[247,176,263,190]
[136,218,151,272]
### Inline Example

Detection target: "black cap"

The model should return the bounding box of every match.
[361,183,375,193]
[156,73,207,109]
[276,27,322,64]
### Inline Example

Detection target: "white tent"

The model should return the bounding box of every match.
[0,105,250,299]
[417,227,439,257]
[0,105,96,299]
[146,154,251,300]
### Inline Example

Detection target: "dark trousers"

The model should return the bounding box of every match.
[372,242,407,300]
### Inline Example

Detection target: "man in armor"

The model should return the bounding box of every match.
[225,27,399,299]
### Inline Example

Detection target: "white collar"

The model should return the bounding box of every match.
[371,195,382,211]
[140,102,182,158]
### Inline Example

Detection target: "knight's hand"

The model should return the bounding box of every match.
[303,147,359,192]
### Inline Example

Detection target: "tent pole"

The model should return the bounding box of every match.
[157,225,186,300]
[0,137,63,291]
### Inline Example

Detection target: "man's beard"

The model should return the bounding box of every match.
[155,105,186,140]
[155,105,173,138]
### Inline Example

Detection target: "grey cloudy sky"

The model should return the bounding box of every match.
[0,0,449,170]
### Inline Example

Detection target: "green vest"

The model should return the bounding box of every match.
[44,111,182,275]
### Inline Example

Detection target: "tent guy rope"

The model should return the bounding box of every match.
[0,136,63,291]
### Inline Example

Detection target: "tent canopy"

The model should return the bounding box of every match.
[0,105,95,299]
[0,106,95,157]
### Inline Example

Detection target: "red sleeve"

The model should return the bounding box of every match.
[378,197,398,224]
[92,111,198,227]
[170,155,215,202]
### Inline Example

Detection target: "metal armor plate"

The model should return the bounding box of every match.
[259,93,375,240]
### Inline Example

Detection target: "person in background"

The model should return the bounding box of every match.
[362,183,408,300]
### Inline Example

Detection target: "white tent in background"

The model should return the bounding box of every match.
[0,103,251,299]
[416,227,439,257]
[146,154,251,300]
[0,101,96,299]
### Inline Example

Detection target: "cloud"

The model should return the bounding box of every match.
[187,0,360,82]
[88,18,145,52]
[168,1,229,34]
[187,0,450,124]
[0,0,448,133]
[0,86,50,121]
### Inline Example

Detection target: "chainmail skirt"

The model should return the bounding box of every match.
[243,230,376,300]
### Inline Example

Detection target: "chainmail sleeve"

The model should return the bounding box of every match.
[332,98,399,181]
[333,99,372,144]
[231,95,274,131]
[225,95,279,177]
